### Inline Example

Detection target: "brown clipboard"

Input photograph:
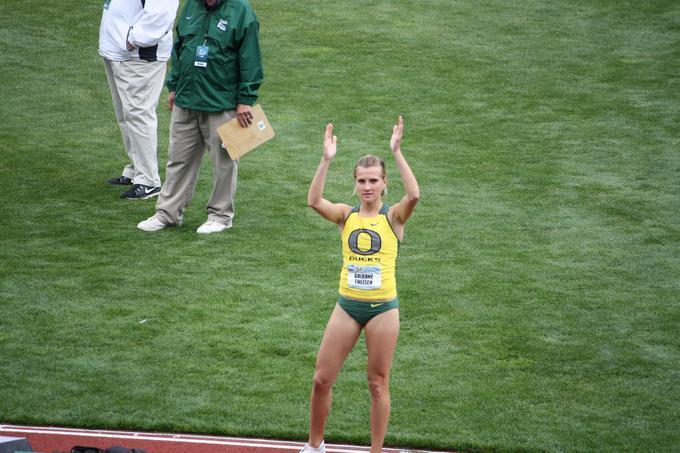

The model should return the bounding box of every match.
[217,104,275,160]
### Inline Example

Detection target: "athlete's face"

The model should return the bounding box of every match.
[354,165,386,202]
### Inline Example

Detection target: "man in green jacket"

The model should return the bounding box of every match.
[138,0,263,233]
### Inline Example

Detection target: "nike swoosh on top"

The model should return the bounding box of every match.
[370,303,382,308]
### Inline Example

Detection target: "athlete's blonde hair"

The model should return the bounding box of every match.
[353,155,386,178]
[353,155,387,196]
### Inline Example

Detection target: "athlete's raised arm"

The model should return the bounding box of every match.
[308,123,351,224]
[388,116,420,227]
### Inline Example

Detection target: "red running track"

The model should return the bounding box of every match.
[0,425,450,453]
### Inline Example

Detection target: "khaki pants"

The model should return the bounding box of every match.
[103,58,165,187]
[155,106,238,226]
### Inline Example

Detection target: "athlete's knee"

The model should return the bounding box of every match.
[312,370,336,393]
[367,371,390,399]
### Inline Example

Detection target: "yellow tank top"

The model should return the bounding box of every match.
[339,204,399,301]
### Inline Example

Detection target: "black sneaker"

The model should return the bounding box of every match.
[121,184,160,200]
[106,176,133,185]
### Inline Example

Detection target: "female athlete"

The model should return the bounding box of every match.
[301,116,420,453]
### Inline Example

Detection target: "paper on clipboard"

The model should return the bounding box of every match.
[217,104,275,160]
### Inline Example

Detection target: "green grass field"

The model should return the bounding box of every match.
[1,1,679,451]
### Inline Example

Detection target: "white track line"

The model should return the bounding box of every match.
[0,425,447,453]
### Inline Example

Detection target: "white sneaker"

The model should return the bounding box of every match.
[137,215,168,232]
[196,219,231,234]
[299,441,325,453]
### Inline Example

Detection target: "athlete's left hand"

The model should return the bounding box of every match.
[390,115,404,154]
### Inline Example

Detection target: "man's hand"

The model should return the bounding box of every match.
[126,27,135,51]
[168,91,176,111]
[236,104,254,128]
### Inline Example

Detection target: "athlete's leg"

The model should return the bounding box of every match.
[308,304,362,447]
[364,308,400,453]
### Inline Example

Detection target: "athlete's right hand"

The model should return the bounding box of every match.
[323,123,337,161]
[390,115,404,154]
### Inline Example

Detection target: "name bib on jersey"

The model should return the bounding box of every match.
[347,264,382,290]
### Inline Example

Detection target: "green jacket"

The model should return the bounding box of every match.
[167,0,263,112]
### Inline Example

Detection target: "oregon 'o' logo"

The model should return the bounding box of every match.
[348,229,381,255]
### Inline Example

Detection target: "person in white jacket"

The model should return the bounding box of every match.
[99,0,179,200]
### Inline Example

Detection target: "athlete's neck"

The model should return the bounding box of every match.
[358,199,382,216]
